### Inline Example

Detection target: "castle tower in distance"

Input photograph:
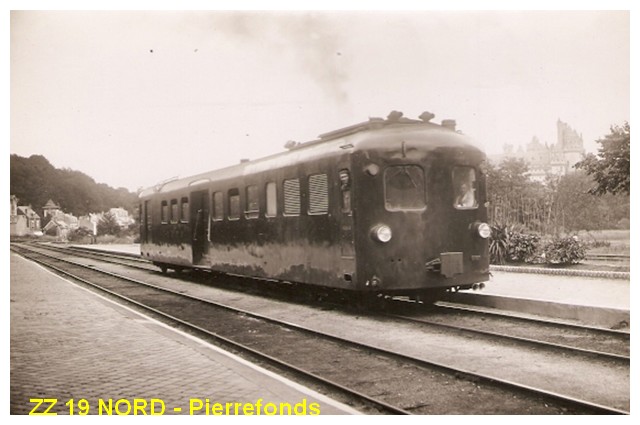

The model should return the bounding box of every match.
[498,119,585,182]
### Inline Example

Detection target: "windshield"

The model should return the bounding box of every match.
[452,166,478,209]
[384,165,426,211]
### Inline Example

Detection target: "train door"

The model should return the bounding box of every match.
[190,190,209,265]
[337,167,356,284]
[140,200,151,244]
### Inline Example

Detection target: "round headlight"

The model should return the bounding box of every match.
[372,225,392,243]
[477,223,491,239]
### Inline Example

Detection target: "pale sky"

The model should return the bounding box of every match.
[9,6,631,192]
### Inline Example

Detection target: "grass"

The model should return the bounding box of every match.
[576,229,630,256]
[577,229,630,242]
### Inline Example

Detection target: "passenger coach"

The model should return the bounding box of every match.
[138,111,491,300]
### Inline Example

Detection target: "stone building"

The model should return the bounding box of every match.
[497,120,586,182]
[42,199,62,217]
[10,195,41,236]
[108,207,135,228]
[42,210,79,239]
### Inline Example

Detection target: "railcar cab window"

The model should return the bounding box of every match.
[228,189,240,220]
[180,197,189,223]
[384,165,426,211]
[170,199,179,223]
[339,169,351,213]
[161,201,169,224]
[452,166,478,209]
[245,185,259,219]
[212,192,223,221]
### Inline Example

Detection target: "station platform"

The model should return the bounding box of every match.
[9,253,360,415]
[451,269,630,329]
[74,243,631,329]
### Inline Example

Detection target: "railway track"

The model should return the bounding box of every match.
[11,243,629,414]
[382,301,630,362]
[45,243,154,268]
[19,243,632,361]
[22,244,632,354]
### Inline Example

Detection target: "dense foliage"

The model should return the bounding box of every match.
[97,212,123,236]
[10,154,138,217]
[542,236,587,265]
[485,159,629,235]
[486,127,629,266]
[67,227,93,242]
[575,122,630,195]
[506,230,540,263]
[488,224,587,265]
[489,224,540,264]
[489,224,509,265]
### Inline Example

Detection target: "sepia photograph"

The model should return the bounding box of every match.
[7,1,632,417]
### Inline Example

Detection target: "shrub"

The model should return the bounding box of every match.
[507,231,540,263]
[542,236,587,265]
[588,240,611,249]
[67,227,93,242]
[489,223,509,264]
[489,223,541,264]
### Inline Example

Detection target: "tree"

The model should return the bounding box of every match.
[575,122,630,195]
[485,157,530,196]
[10,154,139,217]
[485,158,549,231]
[97,212,121,236]
[553,171,607,232]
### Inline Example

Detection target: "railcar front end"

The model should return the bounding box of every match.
[350,129,491,297]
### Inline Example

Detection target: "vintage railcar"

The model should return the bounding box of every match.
[138,111,491,299]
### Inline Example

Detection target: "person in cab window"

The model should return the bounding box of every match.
[455,183,475,208]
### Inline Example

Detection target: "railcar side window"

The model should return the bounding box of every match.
[180,197,189,223]
[245,185,259,219]
[145,201,152,236]
[452,167,478,209]
[283,178,301,216]
[384,165,426,211]
[265,182,277,217]
[308,174,329,215]
[170,199,179,223]
[161,201,169,224]
[228,189,240,220]
[212,192,223,221]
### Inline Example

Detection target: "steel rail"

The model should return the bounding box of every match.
[431,301,630,337]
[381,312,629,362]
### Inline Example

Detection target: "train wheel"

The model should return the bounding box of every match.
[354,293,389,311]
[159,264,168,274]
[415,289,446,304]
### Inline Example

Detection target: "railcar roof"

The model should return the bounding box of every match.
[138,113,481,198]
